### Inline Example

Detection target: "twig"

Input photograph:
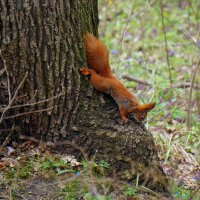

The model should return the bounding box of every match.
[0,128,14,132]
[160,0,173,93]
[122,74,151,86]
[173,82,200,90]
[186,25,200,129]
[186,57,200,129]
[0,72,28,125]
[120,3,135,51]
[0,92,64,110]
[115,3,135,75]
[139,186,161,198]
[121,75,200,90]
[2,107,53,120]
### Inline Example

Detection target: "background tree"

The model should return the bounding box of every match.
[0,0,167,190]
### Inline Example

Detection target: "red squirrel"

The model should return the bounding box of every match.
[80,33,155,123]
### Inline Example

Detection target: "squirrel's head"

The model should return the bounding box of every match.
[134,102,156,122]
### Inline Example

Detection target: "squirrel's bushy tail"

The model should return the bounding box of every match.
[84,33,112,77]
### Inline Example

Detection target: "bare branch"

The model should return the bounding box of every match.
[122,75,200,90]
[186,26,200,129]
[0,72,28,124]
[186,57,200,129]
[1,92,65,110]
[160,0,173,92]
[3,107,53,120]
[115,3,135,74]
[174,82,200,90]
[122,74,152,86]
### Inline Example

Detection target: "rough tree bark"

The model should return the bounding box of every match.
[0,0,168,190]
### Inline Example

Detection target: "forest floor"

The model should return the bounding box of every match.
[0,139,199,200]
[0,142,171,200]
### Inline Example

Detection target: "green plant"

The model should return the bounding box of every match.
[17,162,34,179]
[40,156,76,175]
[123,186,137,196]
[173,185,192,199]
[98,160,110,169]
[5,160,34,179]
[63,180,89,200]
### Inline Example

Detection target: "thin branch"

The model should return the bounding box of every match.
[174,82,200,90]
[120,3,134,51]
[186,26,200,129]
[115,2,135,75]
[122,74,151,86]
[186,57,200,129]
[2,107,53,120]
[139,186,161,198]
[0,92,65,110]
[0,72,28,125]
[0,128,16,132]
[160,0,172,91]
[122,74,200,90]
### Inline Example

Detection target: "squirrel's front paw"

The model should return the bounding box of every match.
[80,67,90,75]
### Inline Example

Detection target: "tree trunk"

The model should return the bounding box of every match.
[0,0,168,191]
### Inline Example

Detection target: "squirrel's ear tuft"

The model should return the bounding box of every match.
[137,102,155,112]
[144,102,156,112]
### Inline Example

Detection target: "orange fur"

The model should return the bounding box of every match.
[81,33,155,123]
[84,33,112,77]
